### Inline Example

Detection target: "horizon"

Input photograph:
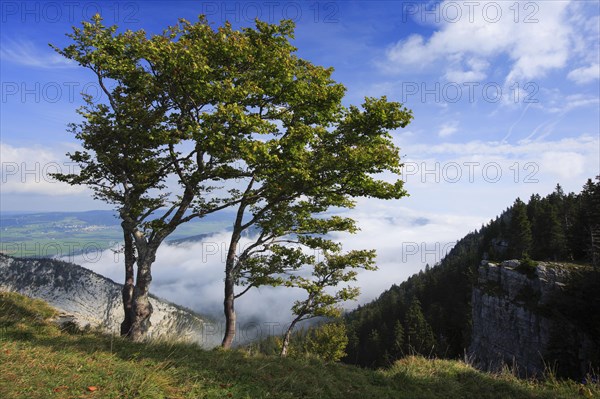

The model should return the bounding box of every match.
[1,1,599,326]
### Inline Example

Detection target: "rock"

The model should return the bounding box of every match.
[0,254,217,346]
[469,260,598,378]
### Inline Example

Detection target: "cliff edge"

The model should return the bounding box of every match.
[470,259,599,378]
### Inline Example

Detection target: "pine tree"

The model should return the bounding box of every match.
[547,204,568,260]
[404,297,436,356]
[509,198,533,259]
[392,319,405,358]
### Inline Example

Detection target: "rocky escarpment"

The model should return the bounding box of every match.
[470,260,599,378]
[0,254,216,346]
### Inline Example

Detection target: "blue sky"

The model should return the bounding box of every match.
[1,1,599,311]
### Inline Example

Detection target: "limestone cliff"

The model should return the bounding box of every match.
[0,254,217,347]
[470,260,599,378]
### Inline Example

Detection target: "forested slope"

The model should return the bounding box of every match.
[344,178,600,375]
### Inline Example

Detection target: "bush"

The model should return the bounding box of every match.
[516,256,538,278]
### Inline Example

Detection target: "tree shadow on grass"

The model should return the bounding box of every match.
[14,328,575,399]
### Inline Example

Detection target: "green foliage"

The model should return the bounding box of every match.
[278,248,376,356]
[392,320,405,357]
[303,322,349,362]
[0,293,592,399]
[544,266,600,379]
[516,256,538,278]
[53,14,413,342]
[404,298,436,356]
[344,177,600,378]
[286,249,376,322]
[509,198,533,259]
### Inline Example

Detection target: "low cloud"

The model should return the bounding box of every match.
[67,203,484,342]
[0,142,86,196]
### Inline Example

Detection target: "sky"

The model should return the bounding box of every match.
[1,0,599,335]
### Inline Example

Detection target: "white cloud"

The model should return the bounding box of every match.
[547,94,600,114]
[540,151,585,179]
[444,57,489,82]
[1,39,74,69]
[382,1,575,83]
[567,64,600,84]
[400,135,599,203]
[69,203,483,334]
[438,121,459,137]
[0,142,85,195]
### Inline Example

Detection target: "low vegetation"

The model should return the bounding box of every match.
[1,292,597,399]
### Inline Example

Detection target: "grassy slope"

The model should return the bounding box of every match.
[0,292,597,399]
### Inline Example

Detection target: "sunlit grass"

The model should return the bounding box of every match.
[1,292,597,399]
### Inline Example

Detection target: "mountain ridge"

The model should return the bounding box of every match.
[0,253,219,347]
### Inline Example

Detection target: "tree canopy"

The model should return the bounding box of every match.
[53,15,413,342]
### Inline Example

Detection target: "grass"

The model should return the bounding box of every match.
[1,292,598,399]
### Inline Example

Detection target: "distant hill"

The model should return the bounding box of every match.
[0,210,232,257]
[0,253,219,347]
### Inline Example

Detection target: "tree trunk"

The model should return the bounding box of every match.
[280,318,299,357]
[221,275,236,348]
[221,198,246,349]
[120,227,135,336]
[129,255,154,342]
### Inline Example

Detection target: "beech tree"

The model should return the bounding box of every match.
[52,15,290,340]
[279,248,376,357]
[218,95,413,348]
[55,15,413,343]
[51,18,181,339]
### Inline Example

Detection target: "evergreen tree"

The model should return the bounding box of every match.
[508,198,533,259]
[341,177,598,371]
[546,203,568,260]
[367,329,382,365]
[392,320,405,357]
[404,297,436,355]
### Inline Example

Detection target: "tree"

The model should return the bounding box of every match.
[392,319,405,357]
[580,177,600,267]
[54,15,412,343]
[51,17,182,339]
[508,198,532,259]
[305,322,349,362]
[279,248,376,357]
[198,30,412,347]
[404,297,435,355]
[52,15,281,340]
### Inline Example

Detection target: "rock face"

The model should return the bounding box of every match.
[0,254,215,346]
[470,260,598,378]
